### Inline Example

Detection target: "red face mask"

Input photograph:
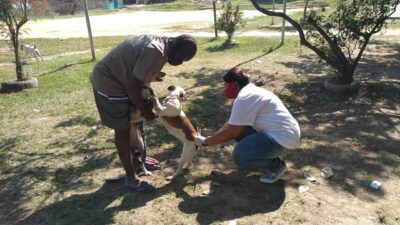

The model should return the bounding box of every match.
[223,83,239,99]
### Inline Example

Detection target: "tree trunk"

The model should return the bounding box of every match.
[303,0,309,21]
[226,33,233,45]
[337,66,354,84]
[12,31,24,81]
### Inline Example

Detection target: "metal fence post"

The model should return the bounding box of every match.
[83,0,96,61]
[281,0,287,45]
[213,0,218,38]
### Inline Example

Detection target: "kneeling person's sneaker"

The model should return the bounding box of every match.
[260,162,287,184]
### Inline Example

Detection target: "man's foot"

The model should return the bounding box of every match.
[124,177,155,193]
[259,161,287,184]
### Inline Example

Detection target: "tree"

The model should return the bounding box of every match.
[216,0,246,46]
[250,0,400,85]
[0,0,29,81]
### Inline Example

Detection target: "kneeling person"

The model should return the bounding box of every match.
[195,67,301,183]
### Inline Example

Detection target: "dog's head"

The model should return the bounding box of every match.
[167,85,187,101]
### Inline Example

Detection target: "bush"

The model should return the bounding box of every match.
[216,0,246,46]
[31,0,52,17]
[53,0,81,15]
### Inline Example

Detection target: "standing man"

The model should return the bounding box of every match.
[90,34,197,193]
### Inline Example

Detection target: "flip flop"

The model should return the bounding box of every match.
[145,156,161,171]
[145,156,160,165]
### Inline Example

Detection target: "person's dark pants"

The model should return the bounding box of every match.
[232,126,284,172]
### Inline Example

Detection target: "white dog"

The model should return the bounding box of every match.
[152,85,199,180]
[20,44,44,62]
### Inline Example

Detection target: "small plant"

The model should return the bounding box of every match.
[0,0,29,81]
[216,0,246,46]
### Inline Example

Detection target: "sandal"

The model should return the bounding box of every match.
[145,156,161,171]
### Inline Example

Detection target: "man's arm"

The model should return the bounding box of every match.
[127,76,156,121]
[204,123,245,146]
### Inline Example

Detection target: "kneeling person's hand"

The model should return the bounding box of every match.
[194,135,207,147]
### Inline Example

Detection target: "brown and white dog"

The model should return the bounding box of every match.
[152,85,198,180]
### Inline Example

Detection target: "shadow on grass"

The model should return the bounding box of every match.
[275,45,400,197]
[16,171,285,225]
[37,59,92,77]
[55,115,98,128]
[177,172,285,225]
[236,43,282,67]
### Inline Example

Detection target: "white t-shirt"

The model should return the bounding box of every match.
[228,83,301,149]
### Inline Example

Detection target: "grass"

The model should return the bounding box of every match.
[1,34,400,225]
[0,35,301,224]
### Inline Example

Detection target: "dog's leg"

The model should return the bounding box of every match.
[130,122,152,176]
[152,97,166,115]
[36,51,44,62]
[167,142,197,180]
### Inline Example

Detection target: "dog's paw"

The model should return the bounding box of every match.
[166,175,175,181]
[142,171,152,176]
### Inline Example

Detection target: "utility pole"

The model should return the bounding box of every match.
[213,0,218,38]
[271,0,275,25]
[281,0,287,45]
[83,0,96,61]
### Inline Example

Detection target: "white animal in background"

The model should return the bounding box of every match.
[20,44,44,62]
[151,85,199,180]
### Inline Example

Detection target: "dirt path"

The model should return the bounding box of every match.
[21,9,400,39]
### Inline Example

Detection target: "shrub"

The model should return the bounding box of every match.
[216,0,246,46]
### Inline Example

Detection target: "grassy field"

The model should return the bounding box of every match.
[1,34,400,225]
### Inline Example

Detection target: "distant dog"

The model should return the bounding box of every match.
[20,44,44,62]
[152,85,199,180]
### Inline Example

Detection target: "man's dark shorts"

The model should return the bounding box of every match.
[93,88,131,130]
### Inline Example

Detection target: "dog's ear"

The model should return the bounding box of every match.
[167,85,176,91]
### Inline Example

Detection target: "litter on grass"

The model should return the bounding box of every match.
[304,172,316,182]
[370,180,381,189]
[299,185,309,193]
[320,167,333,178]
[228,220,237,225]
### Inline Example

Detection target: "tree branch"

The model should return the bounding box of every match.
[249,0,347,71]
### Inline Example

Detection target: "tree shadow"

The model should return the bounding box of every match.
[205,42,240,53]
[236,43,282,67]
[15,170,285,225]
[16,180,176,225]
[275,44,400,198]
[177,171,285,225]
[55,115,98,128]
[37,59,92,77]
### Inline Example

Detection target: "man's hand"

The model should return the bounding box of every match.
[143,111,157,121]
[194,135,207,147]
